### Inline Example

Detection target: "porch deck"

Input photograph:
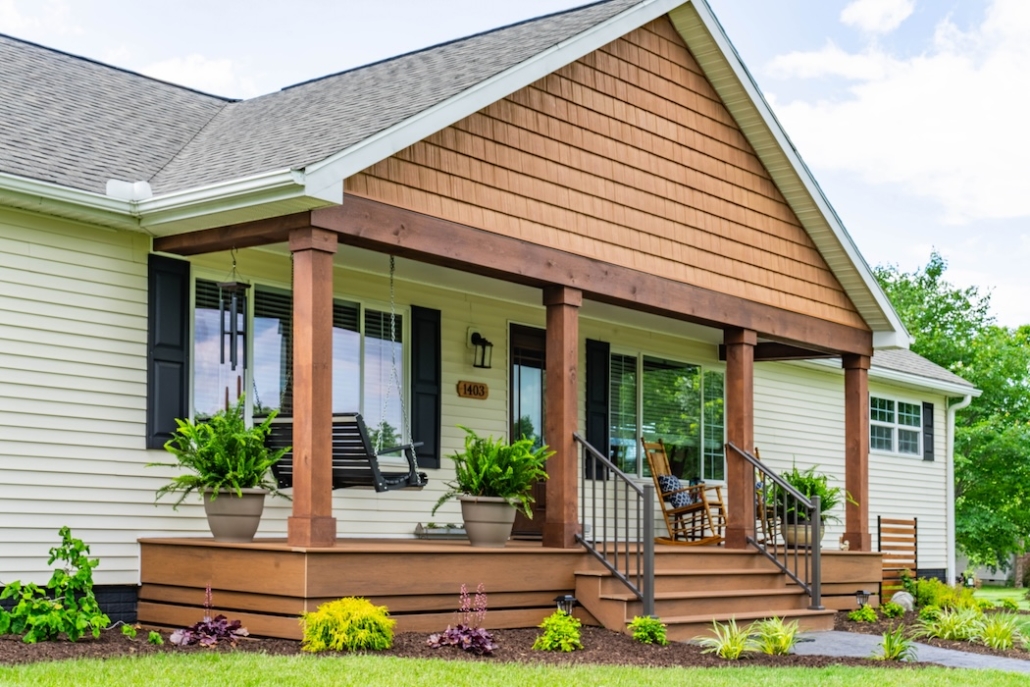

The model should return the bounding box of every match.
[138,538,880,640]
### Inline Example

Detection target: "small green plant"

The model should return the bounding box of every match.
[121,624,138,640]
[872,626,917,662]
[847,604,878,623]
[880,601,905,618]
[301,597,395,652]
[917,607,984,641]
[919,604,942,622]
[532,611,583,652]
[148,631,164,646]
[694,618,755,660]
[749,617,799,655]
[998,598,1020,612]
[627,616,668,646]
[978,613,1020,651]
[0,527,110,643]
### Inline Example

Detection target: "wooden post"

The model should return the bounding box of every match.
[287,227,338,548]
[724,328,756,549]
[843,354,871,551]
[543,286,581,549]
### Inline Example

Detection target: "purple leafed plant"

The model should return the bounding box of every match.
[427,583,498,655]
[169,585,250,647]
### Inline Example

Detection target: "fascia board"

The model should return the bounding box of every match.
[0,171,137,230]
[672,0,911,347]
[302,0,685,188]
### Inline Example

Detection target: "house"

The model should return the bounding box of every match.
[0,0,977,637]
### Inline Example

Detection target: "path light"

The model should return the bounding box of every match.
[554,594,577,615]
[855,590,871,607]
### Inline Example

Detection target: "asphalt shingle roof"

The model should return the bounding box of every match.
[0,0,641,195]
[871,348,976,389]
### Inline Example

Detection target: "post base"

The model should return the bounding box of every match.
[843,531,871,552]
[288,516,337,548]
[542,522,579,549]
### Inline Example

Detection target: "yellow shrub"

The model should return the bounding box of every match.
[300,597,395,652]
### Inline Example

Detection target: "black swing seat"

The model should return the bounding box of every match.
[265,413,428,492]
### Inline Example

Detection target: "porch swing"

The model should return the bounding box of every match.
[266,256,428,493]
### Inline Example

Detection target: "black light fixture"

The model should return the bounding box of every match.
[218,248,250,372]
[855,589,871,607]
[470,331,494,369]
[554,594,577,615]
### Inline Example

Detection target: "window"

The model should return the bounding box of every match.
[870,395,921,455]
[193,279,407,442]
[609,353,725,481]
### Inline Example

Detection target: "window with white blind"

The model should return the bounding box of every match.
[609,353,725,481]
[870,395,921,455]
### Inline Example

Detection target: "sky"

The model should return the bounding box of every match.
[2,0,1027,327]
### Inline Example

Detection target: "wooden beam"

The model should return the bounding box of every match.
[542,286,581,549]
[843,354,871,552]
[724,328,756,549]
[719,342,839,362]
[287,227,338,548]
[311,197,873,355]
[152,213,313,256]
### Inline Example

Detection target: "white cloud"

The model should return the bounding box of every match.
[141,54,259,98]
[0,0,80,36]
[767,0,1030,223]
[841,0,915,34]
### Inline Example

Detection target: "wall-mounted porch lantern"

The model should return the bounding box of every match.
[468,330,494,369]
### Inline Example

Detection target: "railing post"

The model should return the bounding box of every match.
[642,483,655,618]
[810,495,823,610]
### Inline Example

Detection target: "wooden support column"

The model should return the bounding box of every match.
[543,286,581,549]
[724,328,756,549]
[843,354,871,551]
[287,227,338,548]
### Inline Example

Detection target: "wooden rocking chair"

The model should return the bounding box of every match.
[641,438,726,546]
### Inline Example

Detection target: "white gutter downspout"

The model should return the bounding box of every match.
[947,395,973,584]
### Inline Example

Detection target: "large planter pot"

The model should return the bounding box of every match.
[203,488,266,542]
[782,520,826,549]
[459,495,516,548]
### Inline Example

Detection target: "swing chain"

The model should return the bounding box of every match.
[376,255,409,453]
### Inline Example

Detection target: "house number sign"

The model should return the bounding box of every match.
[456,381,489,400]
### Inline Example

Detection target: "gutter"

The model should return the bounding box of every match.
[947,394,974,584]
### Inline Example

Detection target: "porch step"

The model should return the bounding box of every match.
[601,587,809,619]
[579,547,782,572]
[577,568,786,594]
[664,608,837,642]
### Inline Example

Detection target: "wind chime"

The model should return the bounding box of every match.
[218,248,250,407]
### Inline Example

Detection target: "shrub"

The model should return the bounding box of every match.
[919,605,942,622]
[121,624,138,640]
[917,607,984,641]
[998,598,1020,612]
[749,617,800,655]
[872,626,917,662]
[0,527,110,643]
[627,616,668,646]
[694,619,755,660]
[148,631,164,646]
[301,597,395,652]
[532,611,583,652]
[427,584,498,655]
[847,604,878,623]
[976,598,997,612]
[978,613,1021,651]
[880,601,905,618]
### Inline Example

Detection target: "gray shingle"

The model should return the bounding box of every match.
[871,348,976,389]
[0,34,229,194]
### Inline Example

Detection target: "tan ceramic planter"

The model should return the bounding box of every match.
[459,495,516,548]
[202,488,266,542]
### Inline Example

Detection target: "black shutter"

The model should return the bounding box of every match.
[410,306,441,469]
[923,402,934,461]
[146,255,190,449]
[585,339,610,480]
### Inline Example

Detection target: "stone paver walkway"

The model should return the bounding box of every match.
[795,631,1030,673]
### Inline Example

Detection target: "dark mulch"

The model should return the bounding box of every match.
[2,625,919,669]
[834,611,1030,661]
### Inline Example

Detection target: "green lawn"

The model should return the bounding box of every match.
[978,585,1030,611]
[1,653,1028,687]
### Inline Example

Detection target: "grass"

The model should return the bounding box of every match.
[977,586,1030,611]
[1,653,1029,687]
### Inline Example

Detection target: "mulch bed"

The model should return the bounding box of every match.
[834,610,1030,661]
[0,625,922,669]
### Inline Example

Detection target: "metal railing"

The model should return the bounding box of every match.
[725,442,823,610]
[573,433,655,617]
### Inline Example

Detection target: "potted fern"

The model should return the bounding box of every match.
[149,396,288,542]
[432,427,552,547]
[775,464,853,548]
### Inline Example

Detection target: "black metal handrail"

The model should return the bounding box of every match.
[725,442,823,610]
[573,433,655,617]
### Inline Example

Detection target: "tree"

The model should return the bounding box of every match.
[875,251,1030,570]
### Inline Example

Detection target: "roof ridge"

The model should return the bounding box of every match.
[281,0,619,91]
[0,31,238,102]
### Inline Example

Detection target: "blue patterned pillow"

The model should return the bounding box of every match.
[657,475,694,509]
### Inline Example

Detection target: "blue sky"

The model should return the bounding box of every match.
[2,0,1026,327]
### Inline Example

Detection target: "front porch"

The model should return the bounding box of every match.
[137,537,881,640]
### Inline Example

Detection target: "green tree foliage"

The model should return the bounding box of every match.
[875,252,1030,568]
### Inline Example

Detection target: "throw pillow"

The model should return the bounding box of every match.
[657,474,694,509]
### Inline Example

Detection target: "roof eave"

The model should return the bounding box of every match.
[791,358,980,397]
[0,171,137,230]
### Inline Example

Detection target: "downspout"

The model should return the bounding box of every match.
[947,395,973,584]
